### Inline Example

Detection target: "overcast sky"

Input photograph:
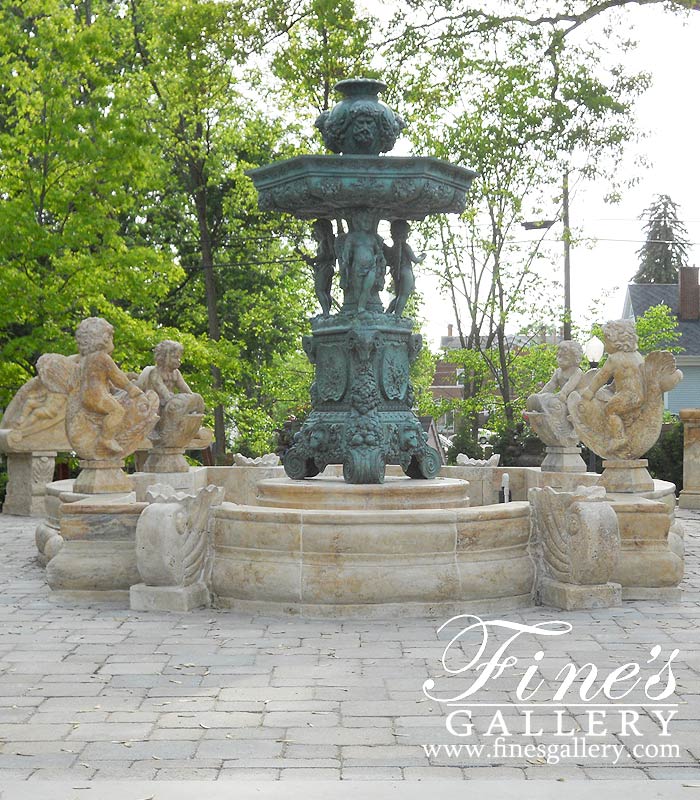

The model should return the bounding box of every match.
[412,5,700,348]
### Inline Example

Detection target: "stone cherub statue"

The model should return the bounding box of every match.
[525,340,584,448]
[36,317,159,492]
[136,339,208,472]
[383,220,426,318]
[568,319,683,460]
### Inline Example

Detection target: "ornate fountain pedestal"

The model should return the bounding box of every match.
[284,315,440,484]
[248,77,476,487]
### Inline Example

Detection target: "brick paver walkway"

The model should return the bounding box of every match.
[0,509,699,783]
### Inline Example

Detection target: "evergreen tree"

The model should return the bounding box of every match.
[632,194,690,283]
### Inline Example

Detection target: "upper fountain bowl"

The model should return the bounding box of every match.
[248,154,477,220]
[247,76,477,220]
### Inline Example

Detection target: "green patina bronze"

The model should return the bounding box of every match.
[247,78,476,484]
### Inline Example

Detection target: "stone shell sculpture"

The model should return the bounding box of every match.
[529,485,621,609]
[130,483,224,612]
[455,453,500,466]
[232,453,281,466]
[0,373,72,452]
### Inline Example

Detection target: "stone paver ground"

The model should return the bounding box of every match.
[0,509,699,783]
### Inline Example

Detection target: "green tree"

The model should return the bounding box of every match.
[384,0,671,435]
[0,0,320,457]
[0,0,184,406]
[634,303,683,353]
[591,303,683,356]
[124,0,317,457]
[632,194,690,284]
[271,0,376,115]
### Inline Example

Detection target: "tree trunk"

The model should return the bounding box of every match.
[190,158,226,461]
[496,323,514,427]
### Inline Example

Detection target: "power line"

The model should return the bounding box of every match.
[571,237,698,245]
[423,238,700,249]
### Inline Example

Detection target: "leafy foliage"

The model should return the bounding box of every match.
[634,303,683,354]
[271,0,376,114]
[0,0,184,404]
[388,0,656,435]
[0,0,694,459]
[489,422,546,467]
[590,303,683,357]
[446,426,482,464]
[0,0,317,455]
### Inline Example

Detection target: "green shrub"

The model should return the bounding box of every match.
[490,422,546,467]
[646,420,683,491]
[446,425,482,464]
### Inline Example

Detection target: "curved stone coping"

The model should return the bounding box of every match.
[255,476,470,510]
[213,500,529,557]
[60,497,143,516]
[46,479,89,504]
[626,480,677,513]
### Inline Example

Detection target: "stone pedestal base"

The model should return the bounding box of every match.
[142,447,189,474]
[35,480,88,564]
[680,408,700,508]
[131,467,209,502]
[130,582,209,612]
[541,445,587,473]
[610,495,684,591]
[537,577,621,610]
[74,460,132,494]
[679,490,700,509]
[46,493,144,592]
[599,459,654,493]
[2,452,56,516]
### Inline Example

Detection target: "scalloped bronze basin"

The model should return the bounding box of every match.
[247,155,477,220]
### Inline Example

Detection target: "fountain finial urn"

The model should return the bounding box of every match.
[314,78,405,155]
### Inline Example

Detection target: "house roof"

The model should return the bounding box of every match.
[625,283,700,355]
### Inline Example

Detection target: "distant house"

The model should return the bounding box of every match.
[429,326,464,435]
[622,266,700,414]
[429,324,561,435]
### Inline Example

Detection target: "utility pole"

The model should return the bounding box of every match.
[562,170,572,340]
